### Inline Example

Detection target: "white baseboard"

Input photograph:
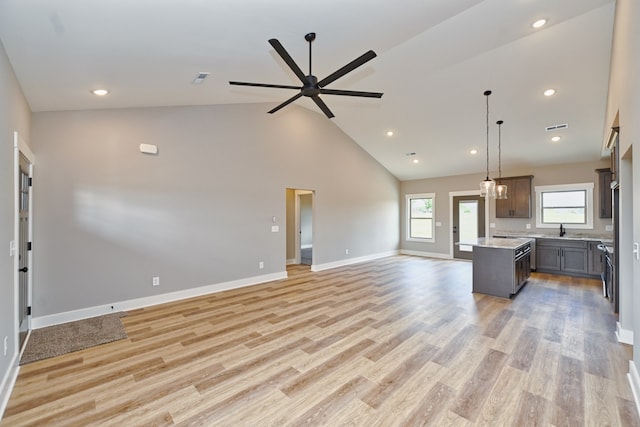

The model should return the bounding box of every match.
[629,361,640,417]
[32,271,287,329]
[616,322,634,345]
[311,250,399,272]
[400,249,452,259]
[0,353,20,421]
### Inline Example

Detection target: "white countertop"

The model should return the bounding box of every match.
[471,237,533,250]
[493,231,613,244]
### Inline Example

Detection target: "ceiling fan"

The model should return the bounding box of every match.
[229,33,383,119]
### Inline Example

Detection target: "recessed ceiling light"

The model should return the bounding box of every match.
[544,89,556,97]
[91,89,109,96]
[551,136,561,142]
[532,19,547,29]
[470,149,478,155]
[386,130,394,137]
[412,159,419,164]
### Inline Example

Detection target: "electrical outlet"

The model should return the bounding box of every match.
[345,249,349,255]
[605,224,613,232]
[3,336,8,356]
[259,261,264,269]
[152,277,160,286]
[526,224,531,229]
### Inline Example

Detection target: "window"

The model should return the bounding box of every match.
[406,193,435,241]
[535,183,594,229]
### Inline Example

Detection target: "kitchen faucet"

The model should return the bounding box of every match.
[559,223,565,237]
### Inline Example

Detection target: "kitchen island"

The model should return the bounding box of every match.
[471,237,533,298]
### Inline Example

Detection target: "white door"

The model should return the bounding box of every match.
[15,132,34,354]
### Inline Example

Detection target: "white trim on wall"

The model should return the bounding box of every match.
[616,322,634,345]
[311,251,399,272]
[629,361,640,418]
[399,249,451,260]
[0,353,20,420]
[31,271,287,329]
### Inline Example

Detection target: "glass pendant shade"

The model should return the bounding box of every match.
[495,119,508,200]
[495,183,508,199]
[480,178,496,197]
[480,90,494,198]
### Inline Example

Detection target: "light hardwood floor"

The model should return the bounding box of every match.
[3,256,639,426]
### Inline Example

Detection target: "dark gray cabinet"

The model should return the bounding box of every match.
[588,241,605,276]
[536,238,589,276]
[473,240,532,298]
[596,168,612,218]
[495,175,533,218]
[537,238,604,278]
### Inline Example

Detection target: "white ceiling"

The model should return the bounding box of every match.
[0,0,615,181]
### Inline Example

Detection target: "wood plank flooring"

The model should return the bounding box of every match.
[3,256,639,426]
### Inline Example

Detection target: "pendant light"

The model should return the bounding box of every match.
[479,90,496,197]
[495,119,508,199]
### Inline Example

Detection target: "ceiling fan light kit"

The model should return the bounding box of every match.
[229,33,383,118]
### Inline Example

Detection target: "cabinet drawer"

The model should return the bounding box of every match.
[536,238,587,249]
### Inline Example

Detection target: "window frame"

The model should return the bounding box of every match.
[406,192,435,242]
[534,183,594,229]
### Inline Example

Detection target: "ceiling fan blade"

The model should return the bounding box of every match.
[268,93,304,114]
[317,50,377,87]
[319,88,383,98]
[268,39,307,83]
[229,81,301,90]
[311,97,335,119]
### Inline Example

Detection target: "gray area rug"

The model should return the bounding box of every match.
[20,312,128,365]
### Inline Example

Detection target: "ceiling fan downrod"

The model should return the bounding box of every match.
[305,32,315,76]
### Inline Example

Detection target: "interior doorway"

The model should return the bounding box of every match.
[14,132,34,354]
[452,194,485,260]
[286,189,314,266]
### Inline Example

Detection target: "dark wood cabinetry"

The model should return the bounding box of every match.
[596,168,612,218]
[536,238,602,278]
[588,241,604,276]
[495,175,533,218]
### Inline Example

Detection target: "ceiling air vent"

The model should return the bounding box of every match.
[545,123,568,131]
[192,72,210,84]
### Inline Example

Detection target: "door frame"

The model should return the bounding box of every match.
[449,190,489,259]
[294,190,313,265]
[13,131,34,356]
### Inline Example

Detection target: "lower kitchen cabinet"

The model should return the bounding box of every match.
[588,241,605,276]
[536,238,603,278]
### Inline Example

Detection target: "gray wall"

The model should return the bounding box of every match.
[605,0,640,372]
[0,39,31,409]
[401,160,611,257]
[30,103,400,317]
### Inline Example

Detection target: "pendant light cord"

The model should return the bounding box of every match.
[497,120,503,180]
[484,90,491,180]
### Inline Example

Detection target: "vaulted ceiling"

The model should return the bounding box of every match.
[0,0,615,180]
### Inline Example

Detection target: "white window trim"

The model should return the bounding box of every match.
[406,192,435,243]
[534,182,594,229]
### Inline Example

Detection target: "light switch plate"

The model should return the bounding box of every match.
[435,221,442,227]
[271,225,279,232]
[526,224,531,229]
[605,225,613,232]
[490,223,496,228]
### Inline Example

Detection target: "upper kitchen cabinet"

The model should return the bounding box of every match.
[596,168,612,218]
[495,176,533,218]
